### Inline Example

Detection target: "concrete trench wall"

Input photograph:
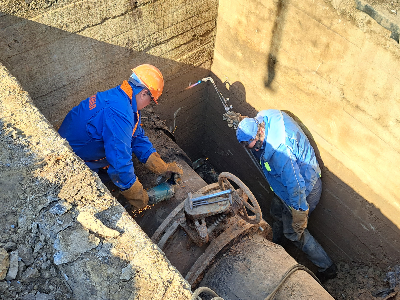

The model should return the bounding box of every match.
[0,0,218,298]
[0,0,218,160]
[1,0,400,297]
[204,0,400,267]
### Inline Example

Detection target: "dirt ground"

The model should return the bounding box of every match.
[0,114,73,299]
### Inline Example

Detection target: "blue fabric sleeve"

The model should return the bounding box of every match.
[277,148,309,211]
[131,124,156,163]
[103,107,136,190]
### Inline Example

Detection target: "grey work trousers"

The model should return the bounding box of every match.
[270,178,333,271]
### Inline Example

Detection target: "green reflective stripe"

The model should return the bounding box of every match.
[264,162,271,171]
[270,186,274,191]
[319,173,322,178]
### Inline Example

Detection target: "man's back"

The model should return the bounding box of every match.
[59,85,134,161]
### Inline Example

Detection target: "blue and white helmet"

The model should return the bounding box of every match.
[236,117,259,143]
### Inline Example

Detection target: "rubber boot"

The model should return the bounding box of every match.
[316,263,338,283]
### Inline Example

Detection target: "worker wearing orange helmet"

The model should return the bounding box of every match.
[58,64,183,210]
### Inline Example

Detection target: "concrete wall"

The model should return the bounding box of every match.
[2,0,400,276]
[0,0,218,160]
[0,1,218,298]
[205,0,400,266]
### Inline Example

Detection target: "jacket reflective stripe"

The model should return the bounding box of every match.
[120,80,133,100]
[120,80,139,136]
[259,158,272,172]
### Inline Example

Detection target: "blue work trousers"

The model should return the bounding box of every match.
[270,178,333,271]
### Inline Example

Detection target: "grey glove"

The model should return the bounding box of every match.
[290,207,309,236]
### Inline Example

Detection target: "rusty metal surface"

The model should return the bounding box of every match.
[151,173,272,289]
[184,183,231,219]
[151,201,186,243]
[185,216,271,288]
[218,172,262,224]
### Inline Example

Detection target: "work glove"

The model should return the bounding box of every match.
[145,152,183,176]
[121,179,149,210]
[290,207,309,236]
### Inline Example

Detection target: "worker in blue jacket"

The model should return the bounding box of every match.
[236,109,337,282]
[58,64,182,210]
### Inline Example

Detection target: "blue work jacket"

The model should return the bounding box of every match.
[58,81,156,190]
[251,110,321,210]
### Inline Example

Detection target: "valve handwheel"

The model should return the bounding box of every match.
[218,172,262,224]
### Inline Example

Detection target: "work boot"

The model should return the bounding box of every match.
[316,263,338,283]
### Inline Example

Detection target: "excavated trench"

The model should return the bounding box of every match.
[1,0,400,299]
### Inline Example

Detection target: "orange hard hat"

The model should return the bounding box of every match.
[132,64,164,103]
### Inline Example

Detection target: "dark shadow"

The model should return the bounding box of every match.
[264,0,290,89]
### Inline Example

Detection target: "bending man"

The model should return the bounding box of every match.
[58,64,182,210]
[236,109,337,282]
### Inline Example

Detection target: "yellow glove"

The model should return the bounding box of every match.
[121,179,149,210]
[290,207,309,236]
[145,152,183,176]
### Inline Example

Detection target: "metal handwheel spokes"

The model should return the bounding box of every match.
[218,172,262,224]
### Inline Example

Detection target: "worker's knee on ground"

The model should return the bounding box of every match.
[121,179,149,210]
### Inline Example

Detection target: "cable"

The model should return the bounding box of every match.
[264,264,321,300]
[191,286,225,300]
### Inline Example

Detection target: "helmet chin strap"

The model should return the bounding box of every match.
[252,121,265,151]
[253,139,263,151]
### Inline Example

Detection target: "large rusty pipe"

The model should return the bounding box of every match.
[199,234,334,300]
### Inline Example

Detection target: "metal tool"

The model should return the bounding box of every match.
[185,77,232,112]
[192,196,232,208]
[188,189,233,209]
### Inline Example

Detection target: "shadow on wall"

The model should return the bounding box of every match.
[202,74,400,268]
[0,13,212,161]
[264,0,290,89]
